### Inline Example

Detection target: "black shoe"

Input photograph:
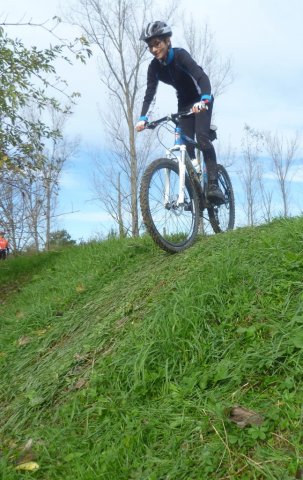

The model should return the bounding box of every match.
[207,182,225,205]
[184,201,193,212]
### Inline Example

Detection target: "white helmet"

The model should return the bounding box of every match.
[140,21,172,43]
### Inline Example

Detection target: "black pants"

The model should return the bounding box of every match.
[0,249,7,260]
[179,99,218,180]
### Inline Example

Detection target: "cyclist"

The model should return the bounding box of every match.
[136,21,224,204]
[0,231,9,260]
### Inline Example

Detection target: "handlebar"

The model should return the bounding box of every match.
[145,111,193,130]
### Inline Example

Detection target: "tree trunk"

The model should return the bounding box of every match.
[117,173,125,238]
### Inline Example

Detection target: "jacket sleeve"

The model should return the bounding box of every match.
[177,48,211,96]
[140,60,159,117]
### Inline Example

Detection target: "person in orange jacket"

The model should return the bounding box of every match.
[0,231,9,260]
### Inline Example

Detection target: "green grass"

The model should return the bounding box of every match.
[0,218,303,479]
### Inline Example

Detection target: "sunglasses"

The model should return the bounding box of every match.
[147,39,164,50]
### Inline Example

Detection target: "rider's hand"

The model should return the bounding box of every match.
[191,100,208,113]
[192,95,212,113]
[135,116,148,132]
[135,120,146,132]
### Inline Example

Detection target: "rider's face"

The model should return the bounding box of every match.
[147,37,169,61]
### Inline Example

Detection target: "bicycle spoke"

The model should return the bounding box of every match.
[140,158,200,252]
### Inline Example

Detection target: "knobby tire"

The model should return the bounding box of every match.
[208,164,235,233]
[140,158,200,253]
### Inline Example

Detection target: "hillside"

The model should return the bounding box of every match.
[0,217,303,479]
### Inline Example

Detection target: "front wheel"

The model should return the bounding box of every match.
[140,158,200,253]
[208,164,235,233]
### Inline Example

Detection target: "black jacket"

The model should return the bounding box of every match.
[140,47,211,116]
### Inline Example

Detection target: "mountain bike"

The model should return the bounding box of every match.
[140,111,235,253]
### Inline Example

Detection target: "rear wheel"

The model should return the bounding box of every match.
[208,164,235,233]
[140,158,200,253]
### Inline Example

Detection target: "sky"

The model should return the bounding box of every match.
[2,0,303,241]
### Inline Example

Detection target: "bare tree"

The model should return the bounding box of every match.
[22,174,44,250]
[92,102,160,236]
[183,17,233,98]
[0,107,79,251]
[257,169,273,223]
[70,0,177,237]
[264,131,300,217]
[0,170,30,250]
[43,110,79,250]
[240,125,264,226]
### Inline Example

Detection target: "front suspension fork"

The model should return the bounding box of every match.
[164,145,187,207]
[177,145,186,205]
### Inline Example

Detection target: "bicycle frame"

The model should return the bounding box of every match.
[140,112,235,252]
[164,124,206,211]
[145,111,215,213]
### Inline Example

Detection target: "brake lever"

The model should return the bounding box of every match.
[145,122,157,130]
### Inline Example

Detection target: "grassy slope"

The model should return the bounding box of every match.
[0,218,303,480]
